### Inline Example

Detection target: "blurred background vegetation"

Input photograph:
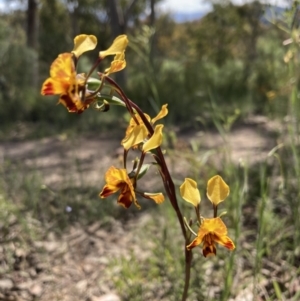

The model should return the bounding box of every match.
[2,0,300,300]
[0,0,292,131]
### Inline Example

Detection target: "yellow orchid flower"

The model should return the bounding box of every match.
[99,35,129,58]
[207,175,230,206]
[180,178,201,207]
[41,53,93,113]
[121,104,168,150]
[187,217,235,257]
[72,34,97,58]
[99,166,140,209]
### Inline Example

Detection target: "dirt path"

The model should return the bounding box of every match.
[0,119,279,301]
[0,118,278,187]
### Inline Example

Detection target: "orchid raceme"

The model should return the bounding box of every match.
[99,166,140,209]
[41,53,93,113]
[180,178,201,207]
[121,104,168,150]
[187,217,235,257]
[99,35,129,58]
[72,34,97,58]
[40,32,239,301]
[207,175,230,206]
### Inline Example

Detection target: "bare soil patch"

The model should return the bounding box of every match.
[0,118,279,301]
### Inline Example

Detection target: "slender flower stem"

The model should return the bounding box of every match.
[80,57,103,103]
[103,75,139,125]
[103,75,191,300]
[128,101,187,239]
[214,204,218,218]
[123,149,128,169]
[134,152,146,183]
[85,57,102,84]
[182,249,193,301]
[85,74,105,99]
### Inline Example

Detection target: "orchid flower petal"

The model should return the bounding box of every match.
[142,124,164,153]
[122,125,148,150]
[180,178,201,207]
[143,192,165,204]
[207,175,230,206]
[72,34,97,58]
[99,35,128,58]
[151,104,168,124]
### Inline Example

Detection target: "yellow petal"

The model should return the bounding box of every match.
[207,175,230,206]
[151,104,168,124]
[201,217,228,235]
[114,52,125,61]
[186,236,203,250]
[180,178,201,207]
[72,34,97,58]
[105,56,126,74]
[99,183,120,198]
[142,124,164,153]
[41,53,75,96]
[50,53,75,80]
[41,78,66,95]
[121,124,148,150]
[105,166,127,184]
[123,113,150,139]
[143,192,165,204]
[214,233,235,250]
[99,35,129,58]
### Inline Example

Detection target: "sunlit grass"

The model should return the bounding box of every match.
[1,111,300,300]
[1,46,294,301]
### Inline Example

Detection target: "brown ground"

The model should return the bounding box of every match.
[0,117,280,301]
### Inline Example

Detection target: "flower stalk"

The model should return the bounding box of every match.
[40,33,235,301]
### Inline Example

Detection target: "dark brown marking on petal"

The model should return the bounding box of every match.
[203,244,216,258]
[99,186,116,198]
[60,94,78,113]
[118,189,133,209]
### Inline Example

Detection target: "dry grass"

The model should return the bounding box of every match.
[1,117,299,301]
